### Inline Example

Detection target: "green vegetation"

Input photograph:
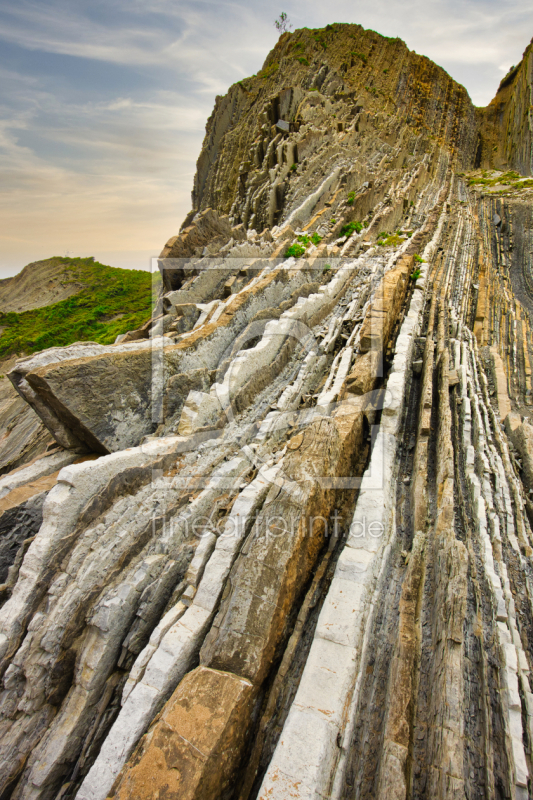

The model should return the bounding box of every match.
[285,243,306,258]
[0,257,156,359]
[351,51,367,64]
[274,12,292,34]
[467,170,533,189]
[330,218,337,224]
[346,191,356,205]
[290,163,298,171]
[377,232,405,247]
[414,254,425,263]
[323,264,331,274]
[297,57,309,65]
[285,231,322,258]
[341,221,363,237]
[410,268,422,281]
[260,62,279,80]
[312,33,327,49]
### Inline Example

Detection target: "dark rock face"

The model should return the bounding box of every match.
[0,491,47,584]
[1,22,533,800]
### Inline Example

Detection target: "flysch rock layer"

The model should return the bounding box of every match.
[0,21,532,800]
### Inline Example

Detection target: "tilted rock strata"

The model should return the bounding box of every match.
[0,21,532,800]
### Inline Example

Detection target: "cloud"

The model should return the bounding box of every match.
[0,0,532,278]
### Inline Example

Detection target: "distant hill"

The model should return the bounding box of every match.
[0,256,157,359]
[0,257,85,313]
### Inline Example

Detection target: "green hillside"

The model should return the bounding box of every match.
[0,257,158,359]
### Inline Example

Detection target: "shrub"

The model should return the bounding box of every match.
[274,12,292,34]
[285,243,306,258]
[297,234,310,245]
[311,232,322,245]
[341,221,363,237]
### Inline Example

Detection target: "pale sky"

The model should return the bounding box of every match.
[0,0,532,279]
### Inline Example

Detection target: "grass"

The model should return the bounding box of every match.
[0,256,156,359]
[377,232,406,247]
[312,33,327,49]
[259,62,279,80]
[467,170,533,189]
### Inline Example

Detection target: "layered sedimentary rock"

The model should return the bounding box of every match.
[0,21,533,800]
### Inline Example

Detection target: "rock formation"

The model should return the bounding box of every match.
[0,21,532,800]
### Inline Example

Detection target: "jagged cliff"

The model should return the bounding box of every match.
[0,22,533,800]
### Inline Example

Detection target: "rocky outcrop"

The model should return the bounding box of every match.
[0,21,533,800]
[479,39,533,176]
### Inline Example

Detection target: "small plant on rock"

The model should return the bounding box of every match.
[290,163,298,171]
[410,268,421,281]
[323,264,331,274]
[347,191,356,205]
[274,12,292,34]
[414,254,425,263]
[285,243,306,258]
[311,232,322,245]
[341,221,363,237]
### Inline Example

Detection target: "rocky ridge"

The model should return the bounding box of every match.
[0,21,532,800]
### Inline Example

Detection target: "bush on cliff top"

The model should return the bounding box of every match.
[0,256,156,358]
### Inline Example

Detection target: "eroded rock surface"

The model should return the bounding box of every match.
[1,21,533,800]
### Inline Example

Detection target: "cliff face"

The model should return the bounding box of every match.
[478,39,533,176]
[1,22,533,800]
[188,23,479,234]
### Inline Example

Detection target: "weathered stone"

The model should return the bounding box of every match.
[110,667,254,800]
